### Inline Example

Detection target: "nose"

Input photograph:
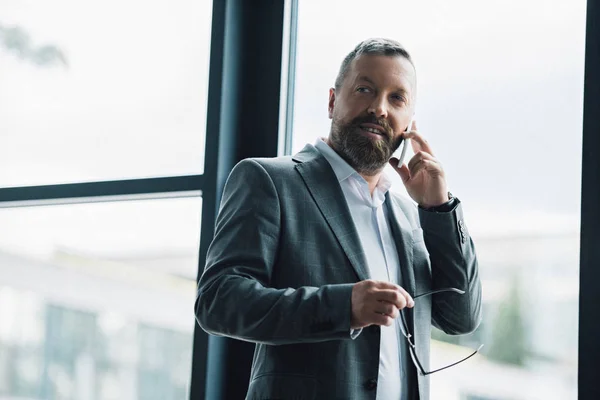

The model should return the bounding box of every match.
[368,94,388,119]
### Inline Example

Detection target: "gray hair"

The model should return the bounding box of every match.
[334,38,414,91]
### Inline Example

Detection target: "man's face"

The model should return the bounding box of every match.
[328,54,416,175]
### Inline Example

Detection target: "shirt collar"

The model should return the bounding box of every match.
[314,138,393,195]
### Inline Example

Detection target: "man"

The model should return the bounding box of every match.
[195,38,482,400]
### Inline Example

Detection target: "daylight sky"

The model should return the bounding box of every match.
[0,0,588,262]
[292,0,587,236]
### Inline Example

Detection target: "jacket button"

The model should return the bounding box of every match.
[364,378,377,390]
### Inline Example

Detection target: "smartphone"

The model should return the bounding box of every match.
[394,114,414,166]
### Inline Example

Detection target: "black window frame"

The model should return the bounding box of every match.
[578,0,600,399]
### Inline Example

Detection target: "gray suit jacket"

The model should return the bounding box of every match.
[195,144,482,400]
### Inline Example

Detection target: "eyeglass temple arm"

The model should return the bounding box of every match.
[421,344,485,376]
[413,287,465,300]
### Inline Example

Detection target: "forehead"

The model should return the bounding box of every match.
[346,54,416,93]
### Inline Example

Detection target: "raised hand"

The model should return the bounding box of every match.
[389,120,449,208]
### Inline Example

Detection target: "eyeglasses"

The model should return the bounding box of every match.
[398,287,484,376]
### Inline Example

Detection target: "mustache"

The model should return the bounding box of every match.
[350,115,393,138]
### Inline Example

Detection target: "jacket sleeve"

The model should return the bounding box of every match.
[419,200,483,335]
[195,159,355,345]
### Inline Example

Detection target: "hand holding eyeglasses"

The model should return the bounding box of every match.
[351,284,484,374]
[350,279,415,330]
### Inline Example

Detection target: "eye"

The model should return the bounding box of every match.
[392,94,406,103]
[356,86,371,93]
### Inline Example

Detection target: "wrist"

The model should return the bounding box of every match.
[419,192,451,209]
[419,192,456,212]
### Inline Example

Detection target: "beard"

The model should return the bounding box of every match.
[329,114,403,176]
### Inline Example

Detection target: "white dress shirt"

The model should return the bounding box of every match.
[314,138,410,400]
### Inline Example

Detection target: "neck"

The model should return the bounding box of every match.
[359,171,383,196]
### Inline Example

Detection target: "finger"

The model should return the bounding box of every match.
[404,130,434,157]
[376,301,400,319]
[395,287,415,308]
[376,289,414,309]
[367,281,414,307]
[371,281,414,303]
[409,159,443,179]
[407,151,437,173]
[389,157,410,183]
[373,289,402,307]
[393,285,414,305]
[372,312,394,327]
[368,280,403,290]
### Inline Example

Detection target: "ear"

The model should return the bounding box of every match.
[328,88,336,119]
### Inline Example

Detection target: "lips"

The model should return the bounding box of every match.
[359,123,386,136]
[356,122,392,142]
[360,127,384,136]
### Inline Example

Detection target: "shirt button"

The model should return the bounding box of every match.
[364,378,377,390]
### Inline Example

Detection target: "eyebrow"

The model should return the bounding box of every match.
[356,75,408,95]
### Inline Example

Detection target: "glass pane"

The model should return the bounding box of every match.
[0,0,212,187]
[0,197,202,400]
[292,1,584,398]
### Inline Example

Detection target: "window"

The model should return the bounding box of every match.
[0,0,212,187]
[291,1,585,398]
[0,197,202,399]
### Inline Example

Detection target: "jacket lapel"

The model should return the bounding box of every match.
[385,193,417,329]
[293,144,371,281]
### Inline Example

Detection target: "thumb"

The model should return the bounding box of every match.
[389,157,410,183]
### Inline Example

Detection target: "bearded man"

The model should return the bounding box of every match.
[196,38,482,400]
